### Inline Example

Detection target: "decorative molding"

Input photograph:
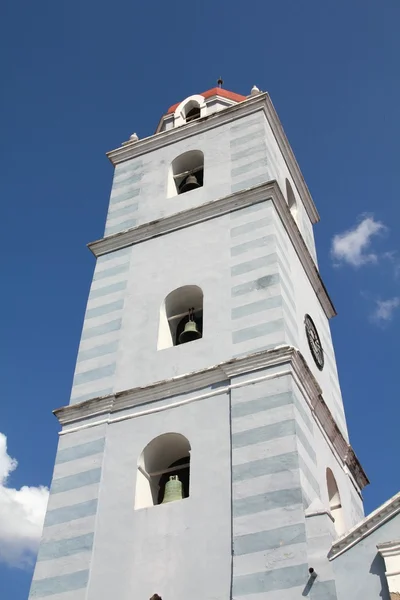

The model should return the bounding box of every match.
[329,492,400,560]
[88,180,336,320]
[53,345,367,491]
[106,92,319,224]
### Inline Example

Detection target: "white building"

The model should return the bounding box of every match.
[28,85,400,600]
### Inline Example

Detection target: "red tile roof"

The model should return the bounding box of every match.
[167,88,246,114]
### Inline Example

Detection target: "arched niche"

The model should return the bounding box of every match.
[158,285,203,350]
[135,433,191,509]
[286,178,298,223]
[167,150,204,198]
[327,468,346,536]
[173,94,207,127]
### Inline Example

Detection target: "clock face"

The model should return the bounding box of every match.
[304,314,324,370]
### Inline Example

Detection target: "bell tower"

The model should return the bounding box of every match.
[29,85,368,600]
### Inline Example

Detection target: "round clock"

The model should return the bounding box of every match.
[304,314,324,370]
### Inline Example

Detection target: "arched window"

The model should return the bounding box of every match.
[327,468,346,536]
[286,179,298,222]
[168,150,204,197]
[135,433,191,509]
[158,285,203,350]
[173,94,206,127]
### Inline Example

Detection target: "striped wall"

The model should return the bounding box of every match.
[104,158,144,237]
[69,247,132,405]
[229,201,298,357]
[29,427,106,599]
[230,374,320,599]
[230,116,270,194]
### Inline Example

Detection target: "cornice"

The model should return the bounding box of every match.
[88,180,335,319]
[106,93,319,224]
[54,345,367,491]
[329,492,400,560]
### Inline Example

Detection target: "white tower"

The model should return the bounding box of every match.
[29,85,368,600]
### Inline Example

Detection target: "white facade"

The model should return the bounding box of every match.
[29,87,374,600]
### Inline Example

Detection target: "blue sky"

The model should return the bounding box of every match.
[1,0,400,597]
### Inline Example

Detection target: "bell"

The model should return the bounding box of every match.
[179,174,200,194]
[179,320,202,344]
[161,475,183,504]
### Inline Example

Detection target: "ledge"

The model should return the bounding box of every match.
[106,92,319,224]
[54,345,368,491]
[329,491,400,560]
[88,180,336,320]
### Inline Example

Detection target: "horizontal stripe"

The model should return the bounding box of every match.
[51,469,102,495]
[70,387,113,404]
[109,186,141,202]
[232,452,299,482]
[73,363,116,387]
[296,424,317,464]
[77,341,119,362]
[308,580,337,599]
[232,296,282,320]
[93,263,129,281]
[81,318,122,341]
[231,273,280,297]
[89,280,127,300]
[105,218,137,236]
[114,159,143,175]
[232,157,268,178]
[231,253,278,277]
[292,394,313,433]
[107,202,138,219]
[232,392,294,419]
[232,318,284,344]
[298,455,320,496]
[30,570,89,598]
[233,487,303,518]
[232,173,270,193]
[233,563,308,596]
[231,234,276,257]
[96,247,131,263]
[231,142,265,161]
[230,129,264,147]
[234,523,306,556]
[230,203,268,222]
[230,117,262,132]
[233,542,307,578]
[56,439,105,465]
[232,418,295,448]
[44,500,98,527]
[230,216,272,238]
[85,299,124,320]
[37,534,94,562]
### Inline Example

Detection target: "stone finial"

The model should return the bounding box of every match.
[130,132,139,142]
[150,595,162,600]
[250,85,260,96]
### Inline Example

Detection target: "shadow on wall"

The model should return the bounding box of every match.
[370,552,391,600]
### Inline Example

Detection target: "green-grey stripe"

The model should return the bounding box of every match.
[29,570,89,598]
[77,340,119,362]
[232,420,296,449]
[56,438,105,465]
[233,487,303,517]
[231,392,294,419]
[73,363,116,387]
[299,455,320,495]
[37,533,94,561]
[231,157,268,178]
[232,296,282,320]
[231,253,278,277]
[89,281,127,300]
[44,499,98,527]
[231,142,265,161]
[105,218,137,236]
[93,263,129,281]
[234,523,306,556]
[81,318,122,341]
[231,174,269,193]
[232,318,284,344]
[231,273,280,297]
[233,563,308,596]
[230,129,264,147]
[232,452,299,483]
[51,468,101,494]
[230,216,272,238]
[231,234,275,257]
[96,247,131,263]
[85,299,124,320]
[230,202,269,220]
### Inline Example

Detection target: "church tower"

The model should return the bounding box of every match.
[29,85,368,600]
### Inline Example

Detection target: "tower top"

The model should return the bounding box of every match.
[167,87,246,114]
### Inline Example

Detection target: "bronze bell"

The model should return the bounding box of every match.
[161,475,183,504]
[179,320,201,344]
[179,174,200,194]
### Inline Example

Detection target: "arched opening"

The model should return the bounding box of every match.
[135,433,191,509]
[327,468,346,536]
[185,105,201,123]
[168,150,204,197]
[286,179,298,222]
[158,285,203,350]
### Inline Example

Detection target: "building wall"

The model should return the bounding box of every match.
[333,515,400,600]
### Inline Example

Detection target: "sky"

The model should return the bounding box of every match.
[1,0,400,597]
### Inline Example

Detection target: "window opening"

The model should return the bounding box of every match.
[158,285,204,350]
[327,468,345,536]
[185,106,201,122]
[169,150,204,197]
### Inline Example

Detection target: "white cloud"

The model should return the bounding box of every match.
[371,297,400,324]
[0,433,49,569]
[331,216,386,267]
